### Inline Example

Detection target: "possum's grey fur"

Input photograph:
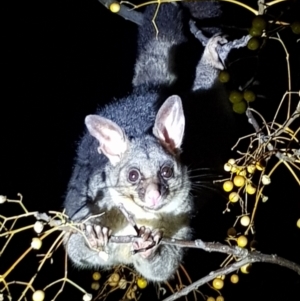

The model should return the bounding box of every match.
[64,2,231,282]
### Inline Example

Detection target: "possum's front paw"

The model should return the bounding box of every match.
[133,227,163,259]
[84,224,112,251]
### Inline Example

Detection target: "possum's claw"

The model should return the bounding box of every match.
[152,228,163,245]
[133,227,163,258]
[85,224,112,250]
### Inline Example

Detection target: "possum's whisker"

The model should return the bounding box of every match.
[187,167,212,172]
[188,174,222,180]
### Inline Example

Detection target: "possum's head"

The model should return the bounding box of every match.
[85,95,190,214]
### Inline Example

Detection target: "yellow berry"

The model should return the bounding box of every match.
[291,21,300,35]
[31,237,42,250]
[229,192,239,203]
[243,90,256,102]
[108,273,120,286]
[223,181,233,192]
[91,282,100,290]
[34,221,44,234]
[231,165,238,173]
[252,16,267,30]
[262,174,271,185]
[127,291,136,299]
[227,227,236,237]
[296,218,300,228]
[229,90,243,103]
[0,195,7,204]
[233,101,247,114]
[224,163,232,172]
[240,216,250,227]
[92,272,101,281]
[240,263,251,274]
[216,275,225,280]
[247,164,256,174]
[218,71,230,83]
[237,235,248,247]
[32,290,45,301]
[256,161,265,171]
[110,273,120,282]
[228,159,236,165]
[207,297,215,301]
[249,27,262,37]
[250,240,258,250]
[233,175,245,187]
[246,184,256,195]
[237,169,247,177]
[109,2,120,13]
[247,37,260,50]
[119,278,127,289]
[216,296,224,301]
[212,278,224,290]
[230,274,239,284]
[83,294,93,301]
[137,277,147,289]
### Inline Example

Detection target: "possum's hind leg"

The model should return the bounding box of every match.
[192,33,228,90]
[132,243,184,282]
[191,27,250,91]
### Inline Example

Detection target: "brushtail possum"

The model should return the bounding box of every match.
[64,2,232,282]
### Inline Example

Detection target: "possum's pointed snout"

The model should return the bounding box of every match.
[145,184,161,207]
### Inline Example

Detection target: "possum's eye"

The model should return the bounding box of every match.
[160,165,173,179]
[128,168,140,183]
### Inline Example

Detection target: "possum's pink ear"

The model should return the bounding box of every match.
[153,95,185,152]
[85,115,128,166]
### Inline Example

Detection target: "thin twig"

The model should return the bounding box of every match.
[162,251,300,301]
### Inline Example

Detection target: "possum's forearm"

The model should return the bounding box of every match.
[65,233,106,268]
[65,232,126,268]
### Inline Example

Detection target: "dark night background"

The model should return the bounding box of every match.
[0,0,300,300]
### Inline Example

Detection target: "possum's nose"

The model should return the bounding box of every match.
[145,184,161,207]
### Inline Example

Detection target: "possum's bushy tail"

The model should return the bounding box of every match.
[132,4,187,87]
[132,2,222,88]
